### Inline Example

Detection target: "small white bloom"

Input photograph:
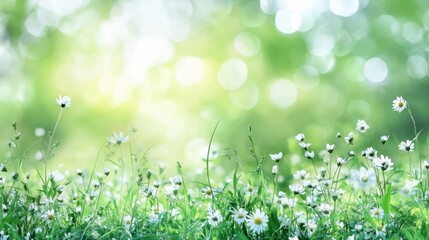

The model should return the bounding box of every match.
[231,208,248,224]
[350,167,376,189]
[207,209,223,227]
[56,95,71,108]
[399,140,414,152]
[401,179,420,197]
[289,184,305,195]
[326,144,335,153]
[392,96,407,112]
[299,142,311,150]
[293,170,310,180]
[295,133,305,142]
[246,209,269,234]
[317,203,333,216]
[272,165,278,175]
[373,155,393,171]
[370,207,385,219]
[243,184,256,196]
[304,151,314,159]
[424,160,429,169]
[344,132,354,145]
[108,132,130,145]
[356,120,369,133]
[269,152,283,162]
[336,157,347,166]
[44,209,55,222]
[123,215,133,230]
[380,135,389,144]
[363,147,378,159]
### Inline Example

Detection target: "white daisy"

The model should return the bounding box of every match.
[399,140,414,152]
[243,184,256,196]
[317,203,333,216]
[108,132,129,145]
[370,207,384,219]
[326,144,335,153]
[380,135,389,144]
[231,208,248,224]
[304,151,314,159]
[207,209,223,227]
[293,170,310,180]
[246,209,269,234]
[356,120,369,133]
[392,96,407,112]
[373,155,393,171]
[344,132,354,145]
[295,133,305,142]
[56,95,71,108]
[350,167,376,189]
[269,152,283,162]
[123,215,132,230]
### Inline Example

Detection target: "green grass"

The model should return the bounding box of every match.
[1,96,429,239]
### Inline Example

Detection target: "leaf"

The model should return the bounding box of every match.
[381,184,392,218]
[363,209,377,229]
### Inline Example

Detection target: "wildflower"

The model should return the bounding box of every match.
[337,157,347,166]
[326,144,335,153]
[305,195,317,208]
[364,147,377,159]
[123,215,132,230]
[373,155,393,171]
[317,203,333,216]
[424,160,429,169]
[344,132,354,144]
[243,184,256,196]
[336,132,342,138]
[348,150,356,157]
[380,135,389,144]
[231,208,248,224]
[295,133,305,142]
[107,132,130,145]
[304,151,314,159]
[272,165,278,175]
[370,207,385,219]
[207,209,223,227]
[170,176,183,186]
[350,167,376,189]
[270,152,283,162]
[289,183,305,195]
[399,140,414,152]
[293,170,310,180]
[401,179,420,197]
[44,209,55,222]
[201,186,215,198]
[356,120,369,133]
[281,197,298,209]
[50,170,64,182]
[75,168,83,176]
[103,167,110,176]
[246,209,269,234]
[289,236,299,240]
[392,96,407,112]
[0,164,6,172]
[299,142,311,150]
[56,95,71,108]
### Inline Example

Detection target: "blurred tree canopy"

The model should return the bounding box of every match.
[0,0,429,176]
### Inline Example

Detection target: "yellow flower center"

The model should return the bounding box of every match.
[126,219,131,225]
[398,101,403,107]
[238,214,243,218]
[48,213,54,220]
[254,217,262,225]
[361,175,368,183]
[205,189,212,195]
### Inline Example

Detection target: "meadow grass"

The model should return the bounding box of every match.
[1,96,429,240]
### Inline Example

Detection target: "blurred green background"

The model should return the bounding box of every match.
[1,0,429,178]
